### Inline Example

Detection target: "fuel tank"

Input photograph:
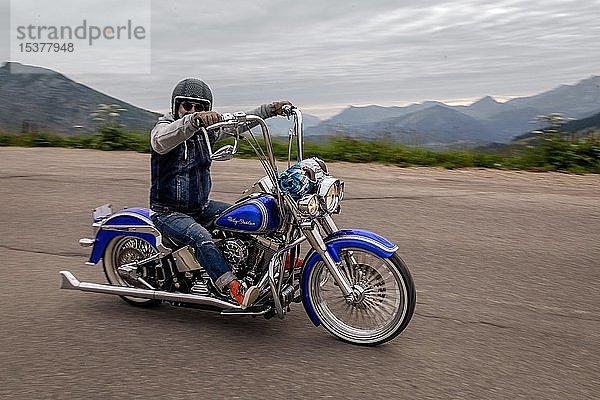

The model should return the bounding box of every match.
[215,194,281,234]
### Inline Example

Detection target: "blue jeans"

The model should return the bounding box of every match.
[151,200,234,290]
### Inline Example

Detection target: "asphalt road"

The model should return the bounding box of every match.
[1,147,599,400]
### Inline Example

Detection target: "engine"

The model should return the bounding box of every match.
[217,236,278,285]
[220,238,249,272]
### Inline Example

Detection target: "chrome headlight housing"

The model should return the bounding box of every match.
[298,194,320,217]
[318,177,344,213]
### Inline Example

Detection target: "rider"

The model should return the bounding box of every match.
[149,77,291,308]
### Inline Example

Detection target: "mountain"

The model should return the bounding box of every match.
[563,111,600,132]
[504,76,600,118]
[308,75,600,147]
[457,96,502,119]
[0,62,160,134]
[0,62,322,136]
[310,104,490,147]
[370,105,490,146]
[313,101,447,132]
[1,62,597,147]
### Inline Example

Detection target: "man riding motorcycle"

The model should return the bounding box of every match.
[149,77,291,308]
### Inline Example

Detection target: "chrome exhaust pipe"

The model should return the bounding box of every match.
[59,271,239,310]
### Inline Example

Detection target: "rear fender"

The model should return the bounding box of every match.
[300,229,398,327]
[87,208,166,265]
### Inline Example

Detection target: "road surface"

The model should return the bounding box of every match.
[1,147,598,399]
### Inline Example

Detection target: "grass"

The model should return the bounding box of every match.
[1,128,599,173]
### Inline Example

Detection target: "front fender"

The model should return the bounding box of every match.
[300,229,398,326]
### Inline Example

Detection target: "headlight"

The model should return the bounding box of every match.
[318,177,343,213]
[298,194,320,217]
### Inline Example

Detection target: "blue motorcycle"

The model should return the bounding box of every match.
[60,106,415,345]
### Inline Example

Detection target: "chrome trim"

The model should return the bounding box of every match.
[295,108,304,162]
[302,225,353,297]
[317,177,342,213]
[220,307,273,316]
[266,235,307,319]
[79,238,95,247]
[252,176,275,194]
[250,199,269,232]
[321,215,339,235]
[317,176,340,197]
[254,235,282,251]
[59,271,239,310]
[298,194,319,216]
[101,225,160,234]
[103,211,154,226]
[92,222,103,236]
[172,246,202,272]
[328,234,398,253]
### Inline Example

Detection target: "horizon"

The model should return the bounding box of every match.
[1,0,598,121]
[3,61,596,120]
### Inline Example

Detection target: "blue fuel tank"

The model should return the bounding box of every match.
[214,194,281,234]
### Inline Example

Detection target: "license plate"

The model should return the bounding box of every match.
[93,204,113,222]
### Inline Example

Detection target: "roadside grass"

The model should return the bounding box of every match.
[1,129,598,173]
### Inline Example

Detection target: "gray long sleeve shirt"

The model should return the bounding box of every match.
[150,103,277,155]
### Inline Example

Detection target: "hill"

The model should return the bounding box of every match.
[0,62,160,134]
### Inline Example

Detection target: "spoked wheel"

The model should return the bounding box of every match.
[103,236,161,307]
[307,248,415,345]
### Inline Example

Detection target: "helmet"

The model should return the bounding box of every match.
[171,78,213,119]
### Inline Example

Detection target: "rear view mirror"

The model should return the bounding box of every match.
[211,143,237,161]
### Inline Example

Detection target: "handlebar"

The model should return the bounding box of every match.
[202,106,304,187]
[205,106,301,135]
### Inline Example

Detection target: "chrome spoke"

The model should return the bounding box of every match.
[309,248,410,344]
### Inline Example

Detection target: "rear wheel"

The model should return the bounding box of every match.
[103,236,162,307]
[307,248,415,345]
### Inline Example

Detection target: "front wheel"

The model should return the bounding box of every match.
[306,248,415,345]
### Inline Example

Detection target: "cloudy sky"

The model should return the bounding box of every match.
[2,0,599,118]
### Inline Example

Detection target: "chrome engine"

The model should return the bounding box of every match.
[218,236,279,285]
[220,238,249,272]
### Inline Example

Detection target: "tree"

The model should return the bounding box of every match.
[90,104,129,150]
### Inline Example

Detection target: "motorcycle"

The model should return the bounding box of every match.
[60,106,416,345]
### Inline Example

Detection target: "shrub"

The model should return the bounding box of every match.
[1,128,598,173]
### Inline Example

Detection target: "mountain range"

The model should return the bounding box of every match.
[1,61,599,147]
[308,75,600,147]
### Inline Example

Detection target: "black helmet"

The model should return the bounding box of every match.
[171,78,213,119]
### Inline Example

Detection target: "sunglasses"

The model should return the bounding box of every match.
[180,101,209,112]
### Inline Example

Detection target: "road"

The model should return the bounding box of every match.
[1,147,599,399]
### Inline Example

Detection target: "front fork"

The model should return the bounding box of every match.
[301,215,355,299]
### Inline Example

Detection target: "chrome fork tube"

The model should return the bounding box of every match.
[321,214,358,277]
[321,214,339,235]
[301,223,352,297]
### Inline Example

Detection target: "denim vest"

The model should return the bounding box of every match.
[149,104,276,213]
[150,133,213,213]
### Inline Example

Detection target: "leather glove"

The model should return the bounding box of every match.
[271,101,293,116]
[194,111,222,128]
